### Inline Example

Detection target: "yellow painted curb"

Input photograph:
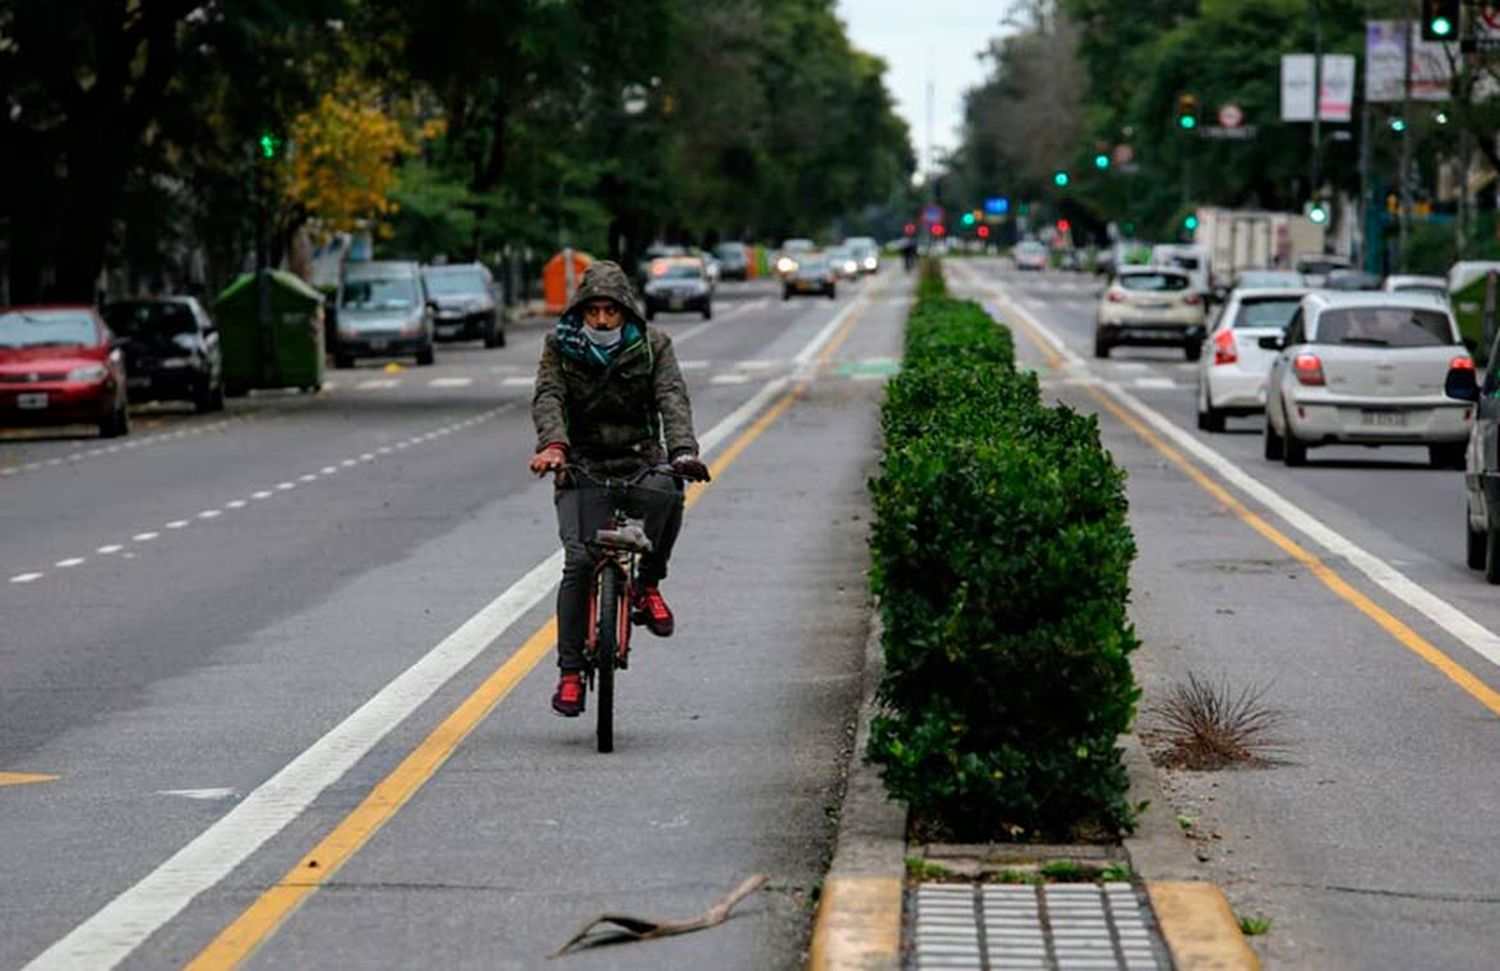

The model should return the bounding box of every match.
[806,876,903,971]
[1148,881,1259,970]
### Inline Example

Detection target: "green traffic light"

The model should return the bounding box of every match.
[1053,170,1070,188]
[1389,117,1407,133]
[1308,205,1329,225]
[259,131,279,159]
[1094,154,1110,170]
[1184,215,1199,231]
[1431,16,1453,37]
[961,212,976,226]
[1178,115,1197,131]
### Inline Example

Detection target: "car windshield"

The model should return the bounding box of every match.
[1314,307,1455,347]
[783,239,814,253]
[102,302,197,338]
[799,259,829,272]
[1232,298,1301,329]
[342,277,418,311]
[1238,271,1303,287]
[1119,273,1188,292]
[654,263,703,280]
[0,310,97,348]
[422,271,487,298]
[714,244,745,258]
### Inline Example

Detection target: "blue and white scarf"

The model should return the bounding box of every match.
[556,315,644,369]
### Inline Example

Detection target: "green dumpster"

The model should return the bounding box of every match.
[213,269,326,396]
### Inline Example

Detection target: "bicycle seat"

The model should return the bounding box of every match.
[594,521,653,553]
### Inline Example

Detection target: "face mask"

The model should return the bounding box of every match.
[584,322,624,348]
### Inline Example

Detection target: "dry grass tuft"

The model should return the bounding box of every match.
[1146,673,1288,770]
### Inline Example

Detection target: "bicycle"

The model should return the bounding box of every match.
[553,463,684,753]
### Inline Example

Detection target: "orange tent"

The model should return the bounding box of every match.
[542,249,595,314]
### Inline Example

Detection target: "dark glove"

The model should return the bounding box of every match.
[671,453,711,482]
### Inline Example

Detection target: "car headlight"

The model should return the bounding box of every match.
[68,364,108,381]
[864,257,877,270]
[159,357,194,369]
[776,257,797,273]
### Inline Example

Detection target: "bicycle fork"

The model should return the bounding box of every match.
[584,556,634,682]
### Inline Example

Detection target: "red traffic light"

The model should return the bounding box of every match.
[903,223,916,236]
[931,223,946,236]
[1056,219,1071,234]
[976,225,990,239]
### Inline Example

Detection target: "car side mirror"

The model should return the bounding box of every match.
[1445,366,1481,402]
[1257,335,1285,351]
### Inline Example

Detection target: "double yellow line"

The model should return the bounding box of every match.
[187,294,879,969]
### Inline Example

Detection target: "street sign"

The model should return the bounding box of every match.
[920,203,944,224]
[983,196,1009,215]
[1218,104,1244,128]
[1199,125,1258,140]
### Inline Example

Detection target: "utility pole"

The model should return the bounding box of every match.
[1311,0,1324,206]
[1399,18,1414,268]
[1357,7,1373,270]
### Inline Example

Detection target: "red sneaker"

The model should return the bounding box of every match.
[632,585,675,637]
[551,672,585,717]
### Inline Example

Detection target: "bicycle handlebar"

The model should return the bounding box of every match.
[546,462,687,491]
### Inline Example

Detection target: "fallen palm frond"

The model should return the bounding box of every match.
[549,873,768,958]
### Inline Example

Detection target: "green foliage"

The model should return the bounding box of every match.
[866,262,1141,842]
[1239,914,1272,936]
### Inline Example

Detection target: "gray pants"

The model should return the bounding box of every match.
[554,470,684,671]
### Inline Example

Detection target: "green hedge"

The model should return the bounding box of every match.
[867,262,1141,841]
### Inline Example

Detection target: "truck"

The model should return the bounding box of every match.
[1190,207,1326,291]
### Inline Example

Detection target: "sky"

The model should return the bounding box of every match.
[837,0,1012,177]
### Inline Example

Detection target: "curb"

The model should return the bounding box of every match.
[806,610,907,971]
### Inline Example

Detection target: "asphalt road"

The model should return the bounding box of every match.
[950,259,1500,971]
[0,270,907,970]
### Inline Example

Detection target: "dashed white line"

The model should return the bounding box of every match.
[340,459,358,467]
[320,466,337,475]
[225,500,247,509]
[710,374,751,385]
[298,474,318,483]
[197,510,221,520]
[428,377,473,388]
[96,545,123,555]
[166,521,190,530]
[9,573,44,584]
[132,532,160,542]
[251,491,273,500]
[501,376,535,388]
[276,483,295,491]
[55,558,85,569]
[356,379,401,390]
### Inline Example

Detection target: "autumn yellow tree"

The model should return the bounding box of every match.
[283,83,432,238]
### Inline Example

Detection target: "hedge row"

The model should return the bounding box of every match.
[866,261,1141,841]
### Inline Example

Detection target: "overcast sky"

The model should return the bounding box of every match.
[837,1,1011,177]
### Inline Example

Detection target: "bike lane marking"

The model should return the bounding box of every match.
[21,279,889,971]
[954,261,1500,712]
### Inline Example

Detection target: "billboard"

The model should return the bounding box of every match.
[1365,20,1452,103]
[1281,54,1356,122]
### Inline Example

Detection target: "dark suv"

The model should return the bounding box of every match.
[101,297,225,412]
[421,263,505,348]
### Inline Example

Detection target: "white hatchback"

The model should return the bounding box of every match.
[1094,266,1207,360]
[1195,287,1308,431]
[1263,291,1474,467]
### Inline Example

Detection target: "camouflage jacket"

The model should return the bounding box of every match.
[532,261,700,475]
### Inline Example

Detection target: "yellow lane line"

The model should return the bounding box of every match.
[0,771,57,787]
[186,290,882,970]
[1148,882,1260,970]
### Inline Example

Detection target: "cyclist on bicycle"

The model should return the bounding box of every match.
[529,260,711,717]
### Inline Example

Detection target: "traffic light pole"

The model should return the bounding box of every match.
[1399,18,1414,267]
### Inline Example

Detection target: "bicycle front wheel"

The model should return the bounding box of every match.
[594,567,621,753]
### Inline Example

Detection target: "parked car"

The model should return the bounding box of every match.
[0,305,130,437]
[1233,269,1304,290]
[1013,240,1048,271]
[1294,253,1352,287]
[643,257,713,319]
[421,263,504,348]
[1383,274,1448,298]
[1442,336,1500,580]
[1323,268,1384,291]
[844,236,880,274]
[1263,291,1471,467]
[333,261,435,369]
[1195,287,1308,431]
[713,242,750,280]
[1094,266,1207,360]
[101,297,225,413]
[783,255,836,300]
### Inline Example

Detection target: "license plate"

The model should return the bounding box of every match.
[16,392,48,410]
[669,299,684,310]
[437,326,458,338]
[1360,409,1406,427]
[368,339,389,351]
[1138,301,1169,311]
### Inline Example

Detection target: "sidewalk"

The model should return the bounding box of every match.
[807,615,1259,971]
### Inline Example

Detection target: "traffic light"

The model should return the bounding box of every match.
[961,211,976,227]
[1056,219,1071,235]
[1421,0,1459,41]
[258,129,282,159]
[903,223,916,236]
[1176,93,1199,131]
[931,223,946,237]
[1307,201,1330,225]
[977,225,990,239]
[1389,117,1408,133]
[1053,170,1070,188]
[1094,153,1110,170]
[1183,214,1199,232]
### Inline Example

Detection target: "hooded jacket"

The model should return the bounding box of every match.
[532,260,700,474]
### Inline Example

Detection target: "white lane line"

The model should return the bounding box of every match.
[340,459,358,467]
[1131,377,1177,390]
[251,491,273,500]
[9,573,44,584]
[320,466,338,475]
[737,359,777,371]
[981,268,1500,673]
[1110,362,1149,372]
[20,282,888,971]
[166,521,190,530]
[355,379,400,390]
[197,510,221,520]
[710,374,752,385]
[225,500,247,510]
[298,473,317,483]
[501,376,535,388]
[678,359,711,371]
[276,482,295,491]
[428,377,473,388]
[55,558,85,569]
[132,532,159,542]
[96,545,123,555]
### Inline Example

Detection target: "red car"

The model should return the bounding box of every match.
[0,305,130,437]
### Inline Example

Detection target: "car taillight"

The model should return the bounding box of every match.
[1107,290,1127,303]
[1450,355,1475,371]
[1212,330,1237,365]
[1185,292,1203,305]
[1293,353,1325,386]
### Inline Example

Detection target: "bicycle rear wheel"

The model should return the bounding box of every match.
[594,567,620,753]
